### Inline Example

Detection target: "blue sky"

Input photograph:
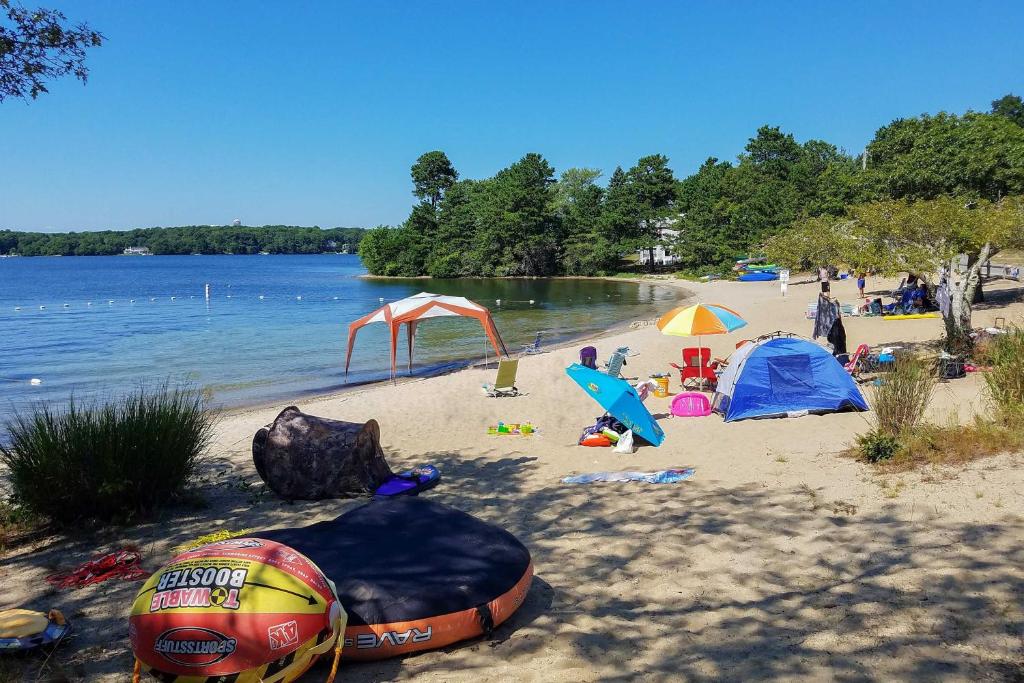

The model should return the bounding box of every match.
[2,1,1022,232]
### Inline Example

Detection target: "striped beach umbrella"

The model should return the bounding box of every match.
[656,303,747,336]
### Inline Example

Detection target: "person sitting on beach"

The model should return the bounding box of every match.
[857,273,867,297]
[913,284,929,307]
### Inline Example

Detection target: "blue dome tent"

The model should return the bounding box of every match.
[712,336,868,422]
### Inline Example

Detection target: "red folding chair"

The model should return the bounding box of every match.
[844,344,870,377]
[669,347,719,390]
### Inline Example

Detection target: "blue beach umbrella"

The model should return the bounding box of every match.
[565,363,666,447]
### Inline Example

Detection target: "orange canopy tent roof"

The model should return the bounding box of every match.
[345,292,509,380]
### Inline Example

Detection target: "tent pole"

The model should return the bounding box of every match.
[407,322,414,376]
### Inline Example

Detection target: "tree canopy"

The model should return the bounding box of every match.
[862,112,1024,201]
[991,93,1024,128]
[0,0,102,102]
[410,151,458,208]
[361,95,1024,279]
[359,151,686,277]
[671,127,866,270]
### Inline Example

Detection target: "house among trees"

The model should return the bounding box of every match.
[122,246,152,255]
[637,222,681,268]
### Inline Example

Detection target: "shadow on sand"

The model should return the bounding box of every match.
[2,448,1022,681]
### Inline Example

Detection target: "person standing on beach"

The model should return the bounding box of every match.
[857,272,866,297]
[819,266,830,294]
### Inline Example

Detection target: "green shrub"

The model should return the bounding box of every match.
[0,386,214,524]
[871,353,935,437]
[983,328,1024,425]
[856,429,901,463]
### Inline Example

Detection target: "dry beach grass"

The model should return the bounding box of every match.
[1,275,1023,682]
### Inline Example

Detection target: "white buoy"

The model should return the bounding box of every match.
[189,295,195,299]
[13,307,20,311]
[130,299,135,303]
[150,297,156,302]
[63,303,69,308]
[87,302,92,306]
[333,296,339,300]
[39,305,45,310]
[258,295,264,300]
[379,297,384,302]
[226,295,232,299]
[205,283,210,301]
[108,300,114,304]
[30,378,42,385]
[296,295,302,300]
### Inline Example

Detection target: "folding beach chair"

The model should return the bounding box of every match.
[844,344,869,378]
[604,349,627,378]
[669,347,718,390]
[580,346,598,369]
[484,359,519,397]
[521,332,543,355]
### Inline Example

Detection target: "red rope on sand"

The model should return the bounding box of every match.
[46,547,149,589]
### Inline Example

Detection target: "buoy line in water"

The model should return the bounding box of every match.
[7,294,552,313]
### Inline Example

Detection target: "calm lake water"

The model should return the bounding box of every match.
[0,255,683,420]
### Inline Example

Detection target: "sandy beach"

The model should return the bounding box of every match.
[3,274,1023,682]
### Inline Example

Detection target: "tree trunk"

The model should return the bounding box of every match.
[252,406,393,500]
[942,243,995,354]
[647,246,656,273]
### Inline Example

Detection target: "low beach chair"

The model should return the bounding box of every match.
[580,346,598,369]
[521,332,543,355]
[484,359,519,397]
[604,349,627,378]
[844,344,869,377]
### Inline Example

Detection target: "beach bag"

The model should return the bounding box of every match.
[940,357,966,380]
[579,415,626,445]
[613,430,634,454]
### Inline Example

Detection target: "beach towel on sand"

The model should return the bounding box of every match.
[562,468,695,485]
[46,548,148,588]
